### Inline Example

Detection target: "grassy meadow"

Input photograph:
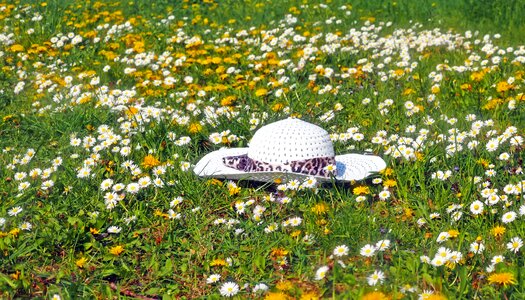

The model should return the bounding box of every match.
[1,0,525,299]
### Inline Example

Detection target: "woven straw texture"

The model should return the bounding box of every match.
[247,118,334,163]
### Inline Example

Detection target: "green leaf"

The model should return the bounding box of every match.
[0,273,17,289]
[180,263,188,272]
[146,287,161,296]
[160,258,173,276]
[422,273,434,286]
[458,266,469,295]
[121,262,131,272]
[101,268,117,277]
[84,242,93,250]
[162,294,173,300]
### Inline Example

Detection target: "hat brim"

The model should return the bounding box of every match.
[193,148,386,183]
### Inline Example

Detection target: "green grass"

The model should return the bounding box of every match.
[0,0,525,299]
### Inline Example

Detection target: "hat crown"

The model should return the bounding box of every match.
[247,118,335,164]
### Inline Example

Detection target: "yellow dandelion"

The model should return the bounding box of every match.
[483,98,504,110]
[265,292,290,300]
[228,186,241,196]
[9,228,20,237]
[76,257,87,268]
[445,261,457,270]
[220,96,237,106]
[404,208,414,218]
[2,115,14,122]
[316,219,327,226]
[83,30,97,39]
[109,245,125,256]
[133,41,145,53]
[488,272,516,287]
[353,185,370,195]
[311,202,328,215]
[289,6,300,15]
[142,155,161,169]
[275,280,293,291]
[361,291,390,300]
[255,88,268,97]
[300,292,320,300]
[496,81,512,93]
[78,95,92,104]
[290,230,301,238]
[210,258,227,267]
[125,106,139,117]
[492,225,506,238]
[393,69,404,77]
[383,179,397,188]
[272,103,284,112]
[477,158,489,168]
[206,178,223,186]
[188,122,203,134]
[460,83,472,91]
[447,229,460,238]
[470,71,485,82]
[10,44,25,52]
[425,294,448,300]
[270,248,289,258]
[402,88,415,95]
[11,271,21,280]
[381,168,394,176]
[323,226,331,235]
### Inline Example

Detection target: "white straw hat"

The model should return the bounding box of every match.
[194,118,386,182]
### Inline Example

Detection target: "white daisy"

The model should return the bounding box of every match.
[333,245,349,257]
[502,211,517,224]
[436,232,450,243]
[219,282,239,297]
[206,274,221,284]
[507,237,523,253]
[367,270,385,286]
[469,200,484,215]
[315,265,330,280]
[360,244,376,257]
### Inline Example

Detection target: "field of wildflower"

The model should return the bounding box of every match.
[1,0,524,299]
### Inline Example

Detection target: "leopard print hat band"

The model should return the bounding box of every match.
[222,154,337,177]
